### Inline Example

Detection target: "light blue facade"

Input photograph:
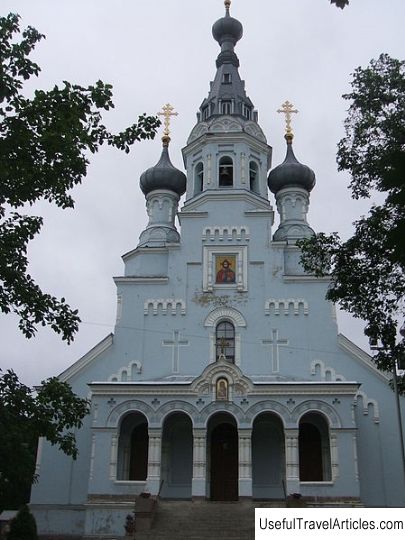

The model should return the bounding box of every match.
[30,3,405,538]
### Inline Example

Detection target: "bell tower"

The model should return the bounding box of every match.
[182,0,272,202]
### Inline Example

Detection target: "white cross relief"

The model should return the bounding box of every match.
[162,330,189,373]
[262,329,289,373]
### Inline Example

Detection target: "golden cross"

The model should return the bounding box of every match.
[158,103,178,138]
[277,100,298,137]
[218,337,230,354]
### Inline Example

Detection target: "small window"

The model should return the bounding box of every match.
[202,107,209,120]
[194,162,204,195]
[219,156,233,187]
[242,104,251,119]
[216,321,235,362]
[249,161,259,193]
[222,73,232,84]
[221,100,232,115]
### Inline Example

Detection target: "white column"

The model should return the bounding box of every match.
[285,429,300,494]
[145,428,162,495]
[330,431,339,481]
[192,429,207,498]
[238,429,252,497]
[109,433,118,480]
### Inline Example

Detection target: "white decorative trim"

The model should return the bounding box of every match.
[116,295,122,322]
[330,432,339,481]
[338,333,389,382]
[353,390,380,423]
[109,360,143,382]
[114,277,168,284]
[144,298,186,316]
[89,434,96,481]
[202,225,250,242]
[265,298,308,316]
[58,334,113,383]
[204,307,247,328]
[310,359,345,382]
[109,434,118,481]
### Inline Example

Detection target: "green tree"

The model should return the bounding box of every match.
[0,13,160,343]
[0,370,90,512]
[299,54,405,386]
[330,0,349,8]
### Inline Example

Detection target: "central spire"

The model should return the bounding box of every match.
[197,1,255,124]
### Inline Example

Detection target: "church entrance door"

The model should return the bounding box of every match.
[210,422,238,501]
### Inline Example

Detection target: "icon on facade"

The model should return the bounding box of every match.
[215,255,236,283]
[216,378,229,401]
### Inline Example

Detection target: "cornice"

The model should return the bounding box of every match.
[113,277,169,284]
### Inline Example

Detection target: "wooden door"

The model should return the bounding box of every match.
[299,423,323,481]
[210,423,238,500]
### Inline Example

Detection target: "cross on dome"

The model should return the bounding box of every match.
[158,103,178,144]
[277,100,298,139]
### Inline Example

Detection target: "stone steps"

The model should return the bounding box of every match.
[134,500,278,540]
[134,499,362,540]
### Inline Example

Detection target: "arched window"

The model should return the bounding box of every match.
[299,412,331,481]
[117,412,149,481]
[215,321,235,362]
[249,161,259,193]
[219,156,233,187]
[194,162,204,195]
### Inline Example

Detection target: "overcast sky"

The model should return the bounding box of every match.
[1,0,404,387]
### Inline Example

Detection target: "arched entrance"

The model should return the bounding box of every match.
[299,412,331,481]
[160,412,193,498]
[116,412,148,481]
[208,413,238,501]
[252,413,285,499]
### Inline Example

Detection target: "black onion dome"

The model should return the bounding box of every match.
[140,141,186,196]
[212,2,243,46]
[268,136,316,194]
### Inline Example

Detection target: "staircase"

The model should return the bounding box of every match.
[134,500,283,540]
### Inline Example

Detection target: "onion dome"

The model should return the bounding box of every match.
[212,0,243,47]
[268,134,316,194]
[140,136,186,196]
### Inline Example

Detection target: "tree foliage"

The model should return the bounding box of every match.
[299,54,405,384]
[0,13,160,342]
[0,369,90,512]
[330,0,349,8]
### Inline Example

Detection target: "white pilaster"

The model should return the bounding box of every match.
[285,429,300,494]
[192,429,207,497]
[145,428,162,495]
[238,429,252,497]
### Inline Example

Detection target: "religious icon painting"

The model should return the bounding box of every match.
[216,377,228,401]
[215,254,236,284]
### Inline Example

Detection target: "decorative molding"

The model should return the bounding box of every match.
[245,400,290,427]
[203,245,248,292]
[107,400,155,427]
[202,225,250,242]
[338,333,389,383]
[204,307,247,328]
[310,360,345,382]
[113,277,169,284]
[265,298,309,316]
[291,400,342,428]
[144,298,186,316]
[353,391,380,423]
[109,360,142,382]
[116,295,122,322]
[156,401,198,424]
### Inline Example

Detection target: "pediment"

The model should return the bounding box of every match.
[191,358,253,395]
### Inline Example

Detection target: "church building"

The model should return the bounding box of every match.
[30,2,405,538]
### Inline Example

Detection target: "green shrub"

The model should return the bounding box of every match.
[7,505,38,540]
